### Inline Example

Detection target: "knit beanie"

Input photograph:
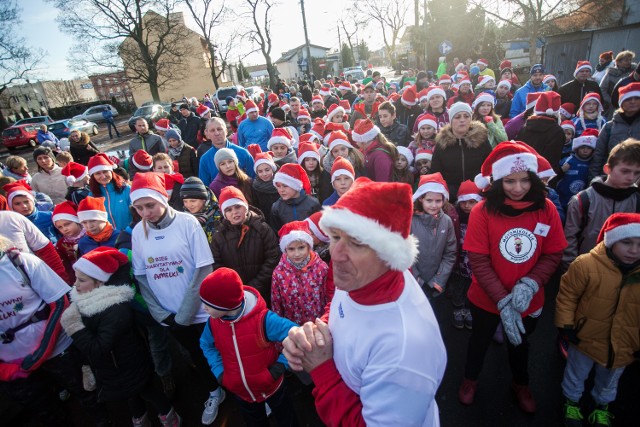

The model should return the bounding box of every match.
[180,177,209,200]
[165,128,182,142]
[213,148,238,167]
[200,267,244,311]
[33,146,56,164]
[270,107,286,122]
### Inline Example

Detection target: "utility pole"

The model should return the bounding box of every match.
[337,23,342,72]
[423,0,428,70]
[299,0,313,78]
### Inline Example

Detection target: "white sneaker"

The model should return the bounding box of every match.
[202,388,225,425]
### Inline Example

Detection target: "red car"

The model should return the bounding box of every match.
[1,124,39,151]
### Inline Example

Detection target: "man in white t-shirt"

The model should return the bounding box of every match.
[283,178,447,427]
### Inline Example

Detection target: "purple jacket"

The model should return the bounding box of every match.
[362,140,394,182]
[505,113,527,140]
[209,173,240,200]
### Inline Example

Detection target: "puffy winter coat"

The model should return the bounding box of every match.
[270,193,321,233]
[31,165,68,205]
[210,208,280,303]
[172,143,198,178]
[556,242,640,368]
[599,64,636,108]
[377,120,409,147]
[410,211,457,291]
[431,121,491,200]
[69,132,100,165]
[516,115,565,173]
[63,285,152,402]
[589,110,640,179]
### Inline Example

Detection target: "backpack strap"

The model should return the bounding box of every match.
[5,248,31,287]
[576,190,590,246]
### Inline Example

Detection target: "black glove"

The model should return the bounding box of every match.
[268,362,286,380]
[559,327,580,345]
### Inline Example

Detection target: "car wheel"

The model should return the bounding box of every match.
[92,126,99,135]
[28,139,37,148]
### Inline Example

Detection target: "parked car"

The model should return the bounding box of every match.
[74,104,119,123]
[48,119,98,139]
[127,104,167,131]
[1,124,40,151]
[215,85,244,114]
[245,86,265,101]
[14,116,55,126]
[343,67,365,82]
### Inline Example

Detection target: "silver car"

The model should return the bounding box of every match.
[75,105,119,123]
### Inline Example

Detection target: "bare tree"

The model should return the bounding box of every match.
[469,0,622,65]
[244,0,278,90]
[361,0,411,68]
[0,1,45,127]
[339,10,367,65]
[51,0,189,102]
[183,0,236,90]
[45,81,76,108]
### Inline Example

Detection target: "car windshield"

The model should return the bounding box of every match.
[217,88,237,99]
[134,106,154,116]
[15,117,43,124]
[48,122,67,130]
[3,128,21,137]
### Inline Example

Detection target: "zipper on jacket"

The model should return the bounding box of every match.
[103,184,115,227]
[458,139,466,180]
[231,323,257,401]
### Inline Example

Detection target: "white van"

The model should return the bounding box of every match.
[215,85,244,114]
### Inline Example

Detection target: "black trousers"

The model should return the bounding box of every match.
[127,376,172,418]
[464,303,539,385]
[169,322,219,390]
[0,348,109,426]
[234,382,299,427]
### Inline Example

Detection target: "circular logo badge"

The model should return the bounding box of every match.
[499,228,537,264]
[569,179,585,195]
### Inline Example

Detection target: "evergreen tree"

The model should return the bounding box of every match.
[341,43,355,68]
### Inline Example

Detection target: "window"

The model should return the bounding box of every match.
[98,79,102,86]
[23,95,30,102]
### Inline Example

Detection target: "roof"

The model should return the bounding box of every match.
[274,44,330,64]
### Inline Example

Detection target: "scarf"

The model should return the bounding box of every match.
[168,140,186,160]
[349,269,404,305]
[191,193,220,226]
[63,228,86,244]
[86,222,114,243]
[253,177,278,194]
[496,198,539,216]
[287,252,313,270]
[592,181,639,202]
[596,61,612,72]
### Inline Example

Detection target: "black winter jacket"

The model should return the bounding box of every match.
[178,113,201,148]
[210,208,280,304]
[393,99,422,131]
[270,192,321,233]
[516,115,565,174]
[378,120,410,147]
[558,79,603,111]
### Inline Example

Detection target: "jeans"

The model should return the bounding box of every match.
[234,382,299,427]
[127,376,172,418]
[134,310,173,377]
[106,119,120,138]
[562,345,625,405]
[450,273,471,309]
[464,303,539,384]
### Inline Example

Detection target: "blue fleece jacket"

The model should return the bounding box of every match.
[237,116,274,151]
[198,140,255,186]
[78,229,120,256]
[90,182,132,231]
[509,81,549,118]
[26,209,59,244]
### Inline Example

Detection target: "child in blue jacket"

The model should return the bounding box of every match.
[557,129,597,210]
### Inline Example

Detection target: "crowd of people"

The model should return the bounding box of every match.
[1,50,640,427]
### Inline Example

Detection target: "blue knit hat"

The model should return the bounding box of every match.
[165,128,182,142]
[530,64,544,75]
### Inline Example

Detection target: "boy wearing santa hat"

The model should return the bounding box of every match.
[557,213,640,427]
[270,163,321,233]
[558,60,604,111]
[4,180,59,243]
[77,196,120,256]
[557,129,598,210]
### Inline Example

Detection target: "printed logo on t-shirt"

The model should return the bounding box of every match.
[499,228,537,264]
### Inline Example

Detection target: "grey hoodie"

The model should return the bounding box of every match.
[411,210,457,291]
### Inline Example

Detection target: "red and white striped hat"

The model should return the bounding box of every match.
[88,153,115,176]
[73,246,129,282]
[78,196,108,222]
[278,220,314,252]
[52,200,80,224]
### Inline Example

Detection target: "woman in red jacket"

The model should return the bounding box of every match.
[457,142,567,414]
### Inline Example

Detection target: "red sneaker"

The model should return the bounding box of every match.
[458,378,478,405]
[511,382,536,413]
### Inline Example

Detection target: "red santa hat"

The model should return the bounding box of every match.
[325,104,346,122]
[457,73,471,87]
[574,60,593,77]
[351,119,380,143]
[536,155,556,181]
[415,148,433,162]
[396,146,414,165]
[456,180,483,203]
[154,118,171,132]
[597,213,640,248]
[246,144,263,160]
[3,180,35,209]
[304,211,329,243]
[199,267,244,311]
[418,88,429,103]
[438,74,452,85]
[475,141,539,189]
[73,246,129,282]
[327,130,353,151]
[61,161,89,186]
[543,75,557,86]
[218,185,248,213]
[578,92,603,115]
[88,153,116,177]
[273,163,311,194]
[52,200,80,224]
[416,113,437,130]
[267,128,292,150]
[338,81,352,91]
[472,93,496,110]
[311,95,324,105]
[163,172,184,197]
[559,103,576,118]
[572,128,599,151]
[534,91,561,116]
[401,86,417,107]
[331,156,355,183]
[477,75,495,87]
[268,93,279,105]
[497,79,512,90]
[297,141,321,165]
[297,107,311,122]
[319,177,418,271]
[339,99,351,114]
[77,196,108,222]
[413,172,449,202]
[477,58,489,67]
[525,92,544,111]
[299,133,320,145]
[309,119,325,140]
[389,93,401,103]
[130,172,168,206]
[448,102,473,120]
[278,220,314,252]
[499,60,512,71]
[244,99,258,114]
[196,104,210,117]
[561,120,576,133]
[253,151,277,173]
[426,86,446,102]
[619,82,640,105]
[132,150,153,171]
[319,84,332,97]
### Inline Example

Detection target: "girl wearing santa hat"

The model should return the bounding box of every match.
[458,142,567,414]
[392,146,415,185]
[4,180,59,243]
[572,92,607,136]
[321,130,365,179]
[471,92,508,148]
[129,172,224,425]
[409,113,438,157]
[77,195,120,256]
[61,247,181,426]
[323,156,356,207]
[351,119,397,182]
[53,200,85,283]
[251,151,280,224]
[88,153,132,230]
[298,141,331,203]
[61,161,91,205]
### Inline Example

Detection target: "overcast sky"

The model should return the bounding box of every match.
[22,0,409,81]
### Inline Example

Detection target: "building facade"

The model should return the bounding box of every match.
[275,44,330,81]
[89,71,135,105]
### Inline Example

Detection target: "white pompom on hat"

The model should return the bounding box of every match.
[413,172,449,202]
